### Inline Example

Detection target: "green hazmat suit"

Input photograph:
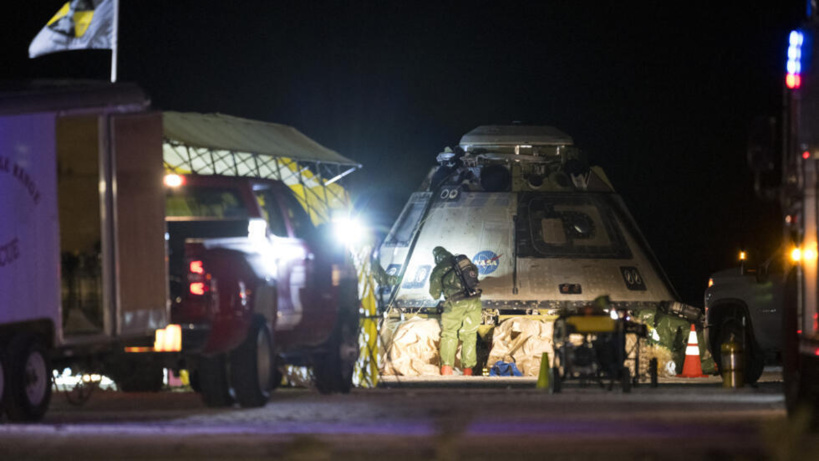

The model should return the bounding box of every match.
[634,306,716,375]
[371,257,398,287]
[428,246,482,369]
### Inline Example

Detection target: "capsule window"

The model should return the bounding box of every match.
[517,192,631,259]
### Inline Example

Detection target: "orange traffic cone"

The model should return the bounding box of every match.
[680,324,708,378]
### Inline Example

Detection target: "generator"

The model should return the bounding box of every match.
[549,300,657,393]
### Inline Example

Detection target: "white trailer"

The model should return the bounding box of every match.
[0,82,169,421]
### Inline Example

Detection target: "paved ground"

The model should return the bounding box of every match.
[0,370,816,460]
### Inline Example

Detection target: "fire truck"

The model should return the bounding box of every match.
[777,17,819,417]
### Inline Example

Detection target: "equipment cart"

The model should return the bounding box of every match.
[550,303,658,393]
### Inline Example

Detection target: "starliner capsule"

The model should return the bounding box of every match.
[377,125,711,378]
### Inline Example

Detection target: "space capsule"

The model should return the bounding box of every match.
[379,125,690,312]
[376,125,707,377]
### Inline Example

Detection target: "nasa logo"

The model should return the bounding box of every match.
[472,250,502,276]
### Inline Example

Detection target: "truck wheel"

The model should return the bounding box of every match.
[718,319,764,384]
[3,335,52,422]
[314,307,360,394]
[198,354,234,407]
[230,315,274,408]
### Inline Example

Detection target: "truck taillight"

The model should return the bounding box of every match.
[190,282,208,295]
[188,259,212,296]
[190,260,204,274]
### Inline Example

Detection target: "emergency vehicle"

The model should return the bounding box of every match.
[777,18,819,417]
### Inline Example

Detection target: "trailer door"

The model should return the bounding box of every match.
[111,112,167,337]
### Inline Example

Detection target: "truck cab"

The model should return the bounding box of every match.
[164,173,359,407]
[704,250,786,384]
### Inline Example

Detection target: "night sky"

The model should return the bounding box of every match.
[1,1,807,305]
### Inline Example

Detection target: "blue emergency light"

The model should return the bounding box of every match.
[787,30,804,89]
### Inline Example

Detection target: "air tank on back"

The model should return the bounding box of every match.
[379,125,682,313]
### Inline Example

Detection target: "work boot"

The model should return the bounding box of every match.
[441,365,453,376]
[463,368,473,376]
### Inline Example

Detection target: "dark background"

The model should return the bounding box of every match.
[1,1,807,305]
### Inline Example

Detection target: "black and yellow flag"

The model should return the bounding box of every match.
[29,0,114,58]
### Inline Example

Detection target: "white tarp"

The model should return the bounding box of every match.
[381,317,446,376]
[163,112,360,167]
[487,318,554,377]
[378,315,681,379]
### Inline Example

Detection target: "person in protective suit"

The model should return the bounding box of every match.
[428,246,482,376]
[371,256,398,287]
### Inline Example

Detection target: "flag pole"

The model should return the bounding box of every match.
[110,0,119,83]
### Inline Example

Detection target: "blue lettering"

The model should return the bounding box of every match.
[9,162,41,205]
[0,237,20,267]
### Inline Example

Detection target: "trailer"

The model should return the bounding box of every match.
[0,81,171,421]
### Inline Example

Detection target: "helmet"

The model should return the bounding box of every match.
[433,246,451,264]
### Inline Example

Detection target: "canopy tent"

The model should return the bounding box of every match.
[162,111,361,224]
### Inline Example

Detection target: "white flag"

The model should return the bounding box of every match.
[29,0,115,59]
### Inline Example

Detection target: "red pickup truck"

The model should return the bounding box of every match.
[164,174,360,407]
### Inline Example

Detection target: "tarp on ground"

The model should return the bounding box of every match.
[378,311,708,379]
[487,317,554,377]
[381,317,446,376]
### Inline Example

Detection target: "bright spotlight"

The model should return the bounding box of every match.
[332,215,366,247]
[164,174,185,188]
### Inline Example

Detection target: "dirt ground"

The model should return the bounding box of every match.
[4,371,818,460]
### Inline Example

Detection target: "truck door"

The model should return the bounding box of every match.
[753,255,786,351]
[254,187,316,331]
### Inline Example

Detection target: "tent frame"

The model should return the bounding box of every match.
[163,140,358,224]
